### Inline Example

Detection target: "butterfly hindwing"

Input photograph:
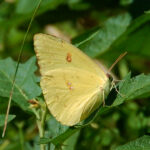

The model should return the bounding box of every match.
[41,68,109,125]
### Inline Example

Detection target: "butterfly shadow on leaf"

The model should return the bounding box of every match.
[105,87,118,106]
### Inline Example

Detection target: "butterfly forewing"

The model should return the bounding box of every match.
[34,33,107,80]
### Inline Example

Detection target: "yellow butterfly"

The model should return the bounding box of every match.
[34,33,110,126]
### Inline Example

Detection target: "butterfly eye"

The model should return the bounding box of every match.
[66,53,72,62]
[106,73,113,82]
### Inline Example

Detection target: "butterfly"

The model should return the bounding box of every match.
[34,33,116,126]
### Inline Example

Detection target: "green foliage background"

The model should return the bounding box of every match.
[0,0,150,150]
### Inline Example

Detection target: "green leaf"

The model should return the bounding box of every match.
[15,0,70,15]
[73,13,131,57]
[51,127,79,146]
[120,0,134,6]
[119,23,150,57]
[113,73,150,106]
[40,127,79,145]
[68,0,90,10]
[0,0,73,29]
[15,0,39,14]
[115,135,150,150]
[73,13,150,60]
[0,97,9,113]
[40,117,80,146]
[102,13,150,61]
[62,131,79,150]
[72,26,100,46]
[39,107,113,146]
[0,57,41,111]
[0,114,16,127]
[40,107,111,146]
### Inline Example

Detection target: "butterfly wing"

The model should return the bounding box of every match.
[41,68,109,125]
[34,33,109,125]
[34,33,107,80]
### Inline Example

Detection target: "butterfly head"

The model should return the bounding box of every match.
[106,73,113,82]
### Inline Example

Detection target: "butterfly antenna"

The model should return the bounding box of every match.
[108,51,127,72]
[2,0,43,138]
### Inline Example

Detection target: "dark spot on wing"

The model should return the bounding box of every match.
[66,53,72,62]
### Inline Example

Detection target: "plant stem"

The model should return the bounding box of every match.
[19,123,24,150]
[36,103,47,150]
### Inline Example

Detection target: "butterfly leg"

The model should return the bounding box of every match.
[111,81,124,97]
[110,82,114,91]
